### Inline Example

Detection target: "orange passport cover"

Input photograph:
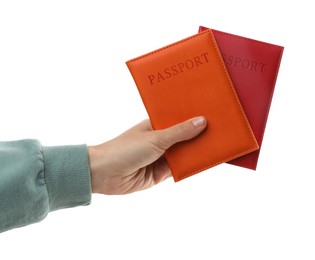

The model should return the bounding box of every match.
[126,29,259,181]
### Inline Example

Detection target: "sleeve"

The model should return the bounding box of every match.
[0,139,92,233]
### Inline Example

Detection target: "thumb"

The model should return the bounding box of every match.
[155,116,207,150]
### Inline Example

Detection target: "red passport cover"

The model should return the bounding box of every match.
[199,26,284,170]
[126,30,258,181]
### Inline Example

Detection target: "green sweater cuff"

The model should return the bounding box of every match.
[42,144,92,212]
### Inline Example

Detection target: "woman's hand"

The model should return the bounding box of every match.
[88,116,207,195]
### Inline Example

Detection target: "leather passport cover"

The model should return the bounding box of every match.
[199,26,284,170]
[126,29,259,182]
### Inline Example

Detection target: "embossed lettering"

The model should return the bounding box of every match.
[147,52,210,85]
[171,65,179,75]
[185,60,194,69]
[148,75,155,85]
[194,56,203,66]
[178,63,185,73]
[222,52,267,73]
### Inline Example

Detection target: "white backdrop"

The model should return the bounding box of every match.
[1,1,314,259]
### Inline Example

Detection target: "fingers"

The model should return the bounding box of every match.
[154,116,207,150]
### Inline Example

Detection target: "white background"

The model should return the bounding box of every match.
[0,1,314,259]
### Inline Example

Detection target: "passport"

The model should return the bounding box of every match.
[199,26,284,170]
[126,29,258,181]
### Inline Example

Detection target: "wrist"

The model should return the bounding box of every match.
[88,145,99,193]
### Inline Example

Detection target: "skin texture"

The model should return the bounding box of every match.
[88,116,207,195]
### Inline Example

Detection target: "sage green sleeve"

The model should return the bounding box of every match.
[0,139,92,233]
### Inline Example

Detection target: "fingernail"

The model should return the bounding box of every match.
[192,116,206,127]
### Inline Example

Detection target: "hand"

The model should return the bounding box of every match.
[88,116,207,195]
